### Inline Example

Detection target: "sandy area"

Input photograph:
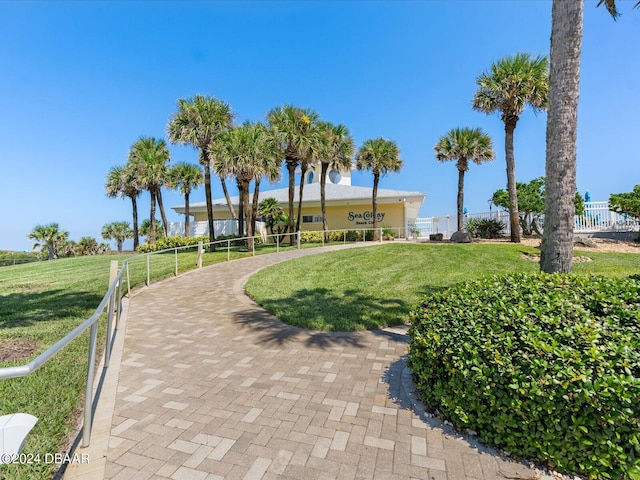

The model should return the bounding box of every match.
[478,236,640,254]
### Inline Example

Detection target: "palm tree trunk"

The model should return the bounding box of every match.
[236,178,245,240]
[220,177,237,220]
[372,173,380,241]
[504,119,521,243]
[156,187,169,237]
[117,240,123,253]
[202,155,216,247]
[287,159,297,246]
[457,168,465,232]
[184,192,191,238]
[131,196,139,250]
[295,163,308,233]
[541,0,583,273]
[242,179,252,250]
[321,162,329,243]
[251,178,261,240]
[149,191,157,244]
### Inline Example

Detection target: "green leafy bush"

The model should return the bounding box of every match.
[137,235,208,253]
[408,273,640,479]
[300,231,323,243]
[465,218,505,238]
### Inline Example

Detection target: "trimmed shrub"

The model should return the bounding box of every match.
[408,273,640,479]
[300,231,323,243]
[137,235,208,253]
[465,218,505,238]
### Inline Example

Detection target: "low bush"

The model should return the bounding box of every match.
[300,231,323,243]
[137,235,208,253]
[408,273,640,479]
[465,218,505,238]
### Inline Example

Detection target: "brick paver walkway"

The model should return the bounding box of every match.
[65,243,547,480]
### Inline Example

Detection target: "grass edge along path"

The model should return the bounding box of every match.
[245,242,640,331]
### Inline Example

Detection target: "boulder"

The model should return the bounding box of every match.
[429,233,444,241]
[450,231,472,243]
[574,237,598,248]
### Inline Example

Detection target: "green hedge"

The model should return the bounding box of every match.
[408,273,640,479]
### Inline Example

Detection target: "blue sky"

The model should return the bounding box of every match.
[1,1,638,252]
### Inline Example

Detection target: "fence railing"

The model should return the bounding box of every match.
[412,201,640,239]
[0,225,407,451]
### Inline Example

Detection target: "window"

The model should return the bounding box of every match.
[329,169,342,184]
[302,215,323,223]
[306,170,315,184]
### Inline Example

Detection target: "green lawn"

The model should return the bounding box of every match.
[0,241,309,479]
[245,243,640,331]
[1,241,638,478]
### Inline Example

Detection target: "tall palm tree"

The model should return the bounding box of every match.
[473,53,549,243]
[102,221,133,253]
[355,138,403,241]
[27,223,68,260]
[105,163,142,250]
[167,95,235,246]
[267,105,321,245]
[434,127,495,232]
[318,122,354,242]
[129,137,171,245]
[212,122,279,248]
[541,0,638,273]
[169,162,203,237]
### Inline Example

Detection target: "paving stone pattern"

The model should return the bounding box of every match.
[100,244,542,480]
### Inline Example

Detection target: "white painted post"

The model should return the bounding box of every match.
[197,241,203,268]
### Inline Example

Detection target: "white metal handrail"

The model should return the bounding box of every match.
[0,226,405,449]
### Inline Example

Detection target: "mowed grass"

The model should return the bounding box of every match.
[0,241,309,479]
[245,243,640,331]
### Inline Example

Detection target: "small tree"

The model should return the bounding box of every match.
[609,185,640,239]
[102,221,134,253]
[168,162,203,237]
[492,177,584,236]
[76,237,100,256]
[27,223,68,260]
[258,197,288,240]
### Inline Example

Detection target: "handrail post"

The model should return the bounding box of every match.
[82,322,98,448]
[343,231,346,244]
[380,227,383,243]
[276,234,279,253]
[174,248,178,276]
[126,262,131,297]
[322,230,325,247]
[197,241,203,268]
[105,261,118,368]
[252,237,255,256]
[297,232,301,250]
[227,240,230,262]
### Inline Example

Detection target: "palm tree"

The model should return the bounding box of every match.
[355,138,403,241]
[105,163,142,250]
[258,197,287,239]
[129,137,171,245]
[212,122,280,248]
[168,162,203,237]
[102,221,133,253]
[318,122,354,242]
[267,105,321,245]
[541,0,638,273]
[473,53,549,243]
[27,223,68,260]
[167,95,235,246]
[434,128,495,232]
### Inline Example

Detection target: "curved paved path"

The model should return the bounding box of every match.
[65,243,546,480]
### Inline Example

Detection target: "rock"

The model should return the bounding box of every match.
[574,237,597,248]
[429,233,444,241]
[450,231,472,243]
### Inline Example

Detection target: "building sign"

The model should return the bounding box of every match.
[347,211,385,225]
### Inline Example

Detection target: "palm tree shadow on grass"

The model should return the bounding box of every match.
[0,289,104,329]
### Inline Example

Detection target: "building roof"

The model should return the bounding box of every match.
[173,183,425,213]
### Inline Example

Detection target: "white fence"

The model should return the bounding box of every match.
[412,201,640,239]
[166,220,267,238]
